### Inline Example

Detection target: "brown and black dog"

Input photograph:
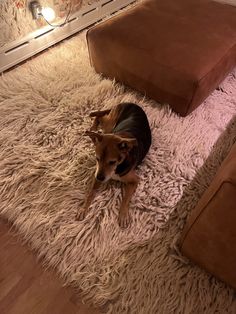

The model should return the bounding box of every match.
[77,102,152,228]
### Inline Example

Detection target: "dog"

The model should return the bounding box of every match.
[76,102,152,228]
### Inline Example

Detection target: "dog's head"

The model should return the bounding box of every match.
[85,131,137,182]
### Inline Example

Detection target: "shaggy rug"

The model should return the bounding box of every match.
[0,33,236,314]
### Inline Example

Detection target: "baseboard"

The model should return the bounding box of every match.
[0,0,135,73]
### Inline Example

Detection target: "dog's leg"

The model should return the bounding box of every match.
[76,178,101,221]
[119,170,139,228]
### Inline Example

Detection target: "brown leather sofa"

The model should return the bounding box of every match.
[180,142,236,289]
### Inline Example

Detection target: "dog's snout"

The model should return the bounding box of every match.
[96,173,105,182]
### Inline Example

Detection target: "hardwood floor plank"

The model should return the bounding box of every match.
[0,220,99,314]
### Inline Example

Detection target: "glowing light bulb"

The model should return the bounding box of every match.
[41,7,55,22]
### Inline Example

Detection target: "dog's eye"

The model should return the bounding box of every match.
[109,161,116,165]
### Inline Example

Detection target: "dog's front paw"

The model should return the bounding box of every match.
[76,208,88,221]
[118,211,131,229]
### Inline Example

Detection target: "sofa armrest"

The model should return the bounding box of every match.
[180,143,236,289]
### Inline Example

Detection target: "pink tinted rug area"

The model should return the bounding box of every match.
[0,33,236,313]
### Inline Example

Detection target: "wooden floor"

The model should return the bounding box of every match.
[0,220,99,314]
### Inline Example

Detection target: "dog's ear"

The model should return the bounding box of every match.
[89,109,111,131]
[118,137,137,152]
[89,109,111,118]
[85,131,103,144]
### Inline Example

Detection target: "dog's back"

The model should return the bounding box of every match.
[113,103,152,166]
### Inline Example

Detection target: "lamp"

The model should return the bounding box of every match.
[29,1,56,22]
[29,1,72,27]
[41,7,56,22]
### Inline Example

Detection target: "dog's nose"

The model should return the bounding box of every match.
[96,173,105,182]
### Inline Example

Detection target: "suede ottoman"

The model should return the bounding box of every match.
[180,142,236,289]
[87,0,236,116]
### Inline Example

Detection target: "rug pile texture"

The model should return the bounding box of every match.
[0,33,236,313]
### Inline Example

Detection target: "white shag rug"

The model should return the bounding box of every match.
[0,33,236,314]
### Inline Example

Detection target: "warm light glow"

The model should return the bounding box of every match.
[41,7,56,22]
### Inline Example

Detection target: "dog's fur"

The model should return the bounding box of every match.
[76,103,152,228]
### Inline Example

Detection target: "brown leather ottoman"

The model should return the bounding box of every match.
[180,142,236,289]
[87,0,236,116]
